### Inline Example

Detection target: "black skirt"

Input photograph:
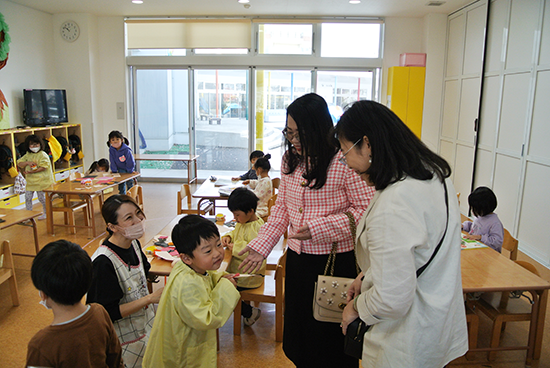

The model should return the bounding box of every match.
[283,248,359,368]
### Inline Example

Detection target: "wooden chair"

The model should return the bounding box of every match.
[271,177,280,195]
[127,185,144,211]
[0,240,20,306]
[233,249,287,342]
[474,260,540,361]
[52,195,90,234]
[502,228,518,261]
[177,184,214,215]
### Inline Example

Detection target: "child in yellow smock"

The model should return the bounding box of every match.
[143,215,240,368]
[17,135,54,219]
[221,187,266,326]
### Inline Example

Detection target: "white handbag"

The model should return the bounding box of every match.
[313,212,359,323]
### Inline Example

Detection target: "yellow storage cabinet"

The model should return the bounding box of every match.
[387,66,426,138]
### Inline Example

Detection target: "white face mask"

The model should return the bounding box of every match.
[118,221,145,240]
[30,147,40,153]
[38,291,51,310]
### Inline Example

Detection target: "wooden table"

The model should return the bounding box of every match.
[134,154,199,184]
[43,172,140,237]
[461,247,550,363]
[0,208,42,257]
[192,178,242,214]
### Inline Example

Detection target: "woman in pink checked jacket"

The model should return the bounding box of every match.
[239,93,375,368]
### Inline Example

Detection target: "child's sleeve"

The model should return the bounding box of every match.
[174,275,240,330]
[126,148,135,172]
[37,152,52,169]
[481,221,504,251]
[462,221,472,233]
[248,179,258,189]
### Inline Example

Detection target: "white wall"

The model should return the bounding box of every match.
[0,0,57,127]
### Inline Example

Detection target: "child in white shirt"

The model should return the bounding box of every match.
[243,153,273,219]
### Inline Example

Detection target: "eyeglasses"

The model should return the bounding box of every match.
[338,139,362,165]
[282,129,300,142]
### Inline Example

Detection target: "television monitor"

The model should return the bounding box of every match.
[23,89,68,127]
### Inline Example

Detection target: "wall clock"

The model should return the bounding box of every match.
[60,20,79,42]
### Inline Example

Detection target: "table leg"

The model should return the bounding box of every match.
[46,192,54,234]
[525,290,540,364]
[30,218,39,254]
[87,194,96,238]
[534,289,548,360]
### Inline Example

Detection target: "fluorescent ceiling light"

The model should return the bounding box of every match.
[349,0,361,3]
[132,0,144,4]
[238,0,250,3]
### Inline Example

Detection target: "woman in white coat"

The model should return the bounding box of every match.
[335,101,468,368]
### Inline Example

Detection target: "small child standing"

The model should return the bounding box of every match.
[17,135,54,220]
[143,215,240,368]
[232,150,264,181]
[26,240,123,368]
[108,130,135,195]
[85,158,110,175]
[243,154,273,219]
[462,186,504,252]
[221,187,266,326]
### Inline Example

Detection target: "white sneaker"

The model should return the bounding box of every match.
[37,214,47,220]
[243,307,261,326]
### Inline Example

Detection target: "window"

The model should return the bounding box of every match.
[321,23,381,58]
[258,24,313,55]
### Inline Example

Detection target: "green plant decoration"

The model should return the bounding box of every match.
[0,12,10,62]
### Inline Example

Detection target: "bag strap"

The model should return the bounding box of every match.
[323,211,360,276]
[416,180,449,278]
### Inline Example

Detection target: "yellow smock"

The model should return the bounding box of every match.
[143,261,240,368]
[224,217,266,288]
[17,151,54,191]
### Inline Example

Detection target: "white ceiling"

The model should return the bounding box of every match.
[7,0,473,18]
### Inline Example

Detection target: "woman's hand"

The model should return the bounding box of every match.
[289,224,311,240]
[238,246,266,273]
[341,301,359,335]
[347,272,363,303]
[148,286,164,304]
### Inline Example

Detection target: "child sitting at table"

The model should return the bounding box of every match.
[221,187,266,326]
[26,240,123,368]
[85,158,110,175]
[143,215,240,368]
[243,153,273,219]
[231,150,264,181]
[462,186,504,252]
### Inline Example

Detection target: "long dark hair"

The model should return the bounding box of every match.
[285,93,337,189]
[335,100,451,191]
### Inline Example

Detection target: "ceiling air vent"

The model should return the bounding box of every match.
[426,1,446,6]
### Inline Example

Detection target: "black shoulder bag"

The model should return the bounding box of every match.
[344,181,450,359]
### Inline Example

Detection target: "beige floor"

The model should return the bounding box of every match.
[0,182,549,367]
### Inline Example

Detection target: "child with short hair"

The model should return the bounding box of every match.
[143,215,240,368]
[107,130,135,194]
[17,134,54,220]
[86,158,110,175]
[232,150,264,181]
[26,240,123,368]
[221,187,266,326]
[462,186,504,252]
[243,153,273,219]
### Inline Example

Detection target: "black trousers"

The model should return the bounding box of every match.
[283,248,359,368]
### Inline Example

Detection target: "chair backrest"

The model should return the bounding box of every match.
[272,178,280,195]
[274,248,287,281]
[127,185,144,210]
[502,228,518,261]
[514,260,540,277]
[267,194,277,217]
[456,192,460,205]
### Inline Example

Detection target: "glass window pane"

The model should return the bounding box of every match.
[129,49,187,56]
[316,71,376,123]
[321,23,380,58]
[194,48,248,55]
[135,69,190,179]
[255,70,313,173]
[194,70,249,178]
[258,24,313,55]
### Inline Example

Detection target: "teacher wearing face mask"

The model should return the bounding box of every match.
[88,195,163,368]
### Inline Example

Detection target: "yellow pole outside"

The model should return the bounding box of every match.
[255,25,265,151]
